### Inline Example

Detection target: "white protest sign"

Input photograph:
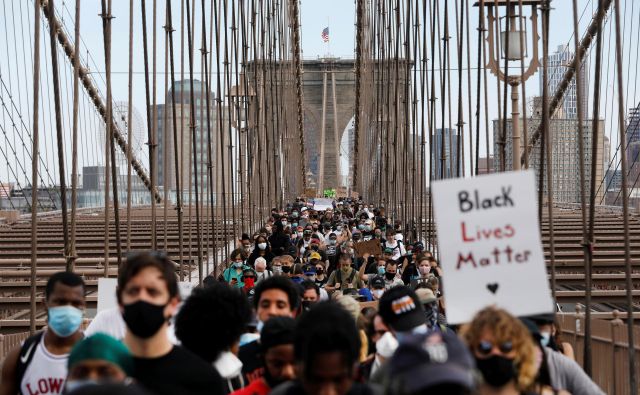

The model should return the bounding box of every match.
[97,278,197,314]
[432,170,553,324]
[313,198,334,212]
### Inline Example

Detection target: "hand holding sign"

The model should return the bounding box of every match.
[432,170,553,324]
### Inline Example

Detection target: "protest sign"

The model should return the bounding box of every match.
[432,170,554,324]
[353,239,382,257]
[313,198,334,211]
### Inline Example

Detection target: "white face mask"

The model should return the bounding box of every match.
[376,331,399,358]
[273,266,283,274]
[258,243,267,250]
[394,234,403,241]
[372,289,384,299]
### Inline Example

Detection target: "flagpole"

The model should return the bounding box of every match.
[327,17,331,56]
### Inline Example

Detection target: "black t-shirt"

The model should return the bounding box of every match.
[133,346,224,395]
[239,339,264,384]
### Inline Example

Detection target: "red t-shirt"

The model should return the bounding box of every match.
[230,378,271,395]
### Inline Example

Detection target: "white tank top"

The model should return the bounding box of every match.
[20,337,68,395]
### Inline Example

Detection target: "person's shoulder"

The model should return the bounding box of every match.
[239,339,261,355]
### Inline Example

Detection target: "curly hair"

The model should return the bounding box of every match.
[175,282,252,363]
[460,307,537,391]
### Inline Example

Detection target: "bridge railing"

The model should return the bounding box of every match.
[0,331,30,367]
[557,311,640,394]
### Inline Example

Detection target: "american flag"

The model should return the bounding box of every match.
[321,27,329,43]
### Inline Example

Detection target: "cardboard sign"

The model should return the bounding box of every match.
[353,239,382,258]
[432,170,553,324]
[313,198,334,212]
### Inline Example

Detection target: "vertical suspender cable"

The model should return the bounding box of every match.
[613,0,637,390]
[541,0,556,301]
[29,0,41,334]
[47,0,70,272]
[69,0,80,271]
[101,0,123,270]
[585,0,607,376]
[167,0,185,281]
[126,0,134,252]
[185,0,203,283]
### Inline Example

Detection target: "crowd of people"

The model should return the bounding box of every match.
[0,198,605,395]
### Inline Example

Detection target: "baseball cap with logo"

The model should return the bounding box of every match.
[370,275,385,290]
[378,286,426,332]
[388,331,476,392]
[309,252,322,261]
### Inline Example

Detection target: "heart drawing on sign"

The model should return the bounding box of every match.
[487,283,499,294]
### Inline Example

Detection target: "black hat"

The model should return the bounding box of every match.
[389,331,476,392]
[370,275,385,290]
[261,317,296,351]
[378,286,426,332]
[526,313,555,325]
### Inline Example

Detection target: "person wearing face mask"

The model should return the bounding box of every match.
[368,276,386,301]
[224,250,253,289]
[382,261,404,290]
[408,256,435,289]
[63,334,139,393]
[461,307,541,395]
[414,288,448,333]
[382,229,406,262]
[254,257,273,283]
[324,254,365,293]
[1,272,86,395]
[239,234,254,258]
[314,262,328,286]
[300,280,321,311]
[247,236,275,267]
[118,252,224,395]
[175,282,253,394]
[269,221,292,257]
[521,315,603,395]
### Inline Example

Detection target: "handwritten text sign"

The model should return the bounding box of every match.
[432,170,553,324]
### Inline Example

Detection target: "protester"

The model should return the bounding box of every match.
[175,282,253,393]
[415,288,447,332]
[239,276,301,384]
[386,331,476,395]
[461,307,538,395]
[231,317,296,395]
[224,250,253,288]
[0,272,86,395]
[325,254,365,293]
[378,286,427,340]
[247,235,275,267]
[271,302,379,395]
[269,221,293,257]
[255,257,273,283]
[117,252,224,395]
[63,334,134,393]
[382,260,404,290]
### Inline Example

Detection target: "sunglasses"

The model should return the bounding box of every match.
[476,340,514,356]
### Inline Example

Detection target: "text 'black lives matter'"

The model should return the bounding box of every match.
[458,186,514,213]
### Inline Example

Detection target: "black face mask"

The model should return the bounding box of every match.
[316,269,324,275]
[281,266,292,274]
[122,300,168,339]
[475,355,516,388]
[385,272,396,281]
[301,300,313,311]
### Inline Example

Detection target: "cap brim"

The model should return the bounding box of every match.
[391,311,426,332]
[403,364,475,392]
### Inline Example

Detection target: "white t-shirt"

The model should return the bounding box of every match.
[21,333,68,395]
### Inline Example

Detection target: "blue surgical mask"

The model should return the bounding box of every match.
[48,305,83,337]
[378,266,386,275]
[540,331,551,348]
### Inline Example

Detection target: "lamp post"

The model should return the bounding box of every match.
[478,0,541,171]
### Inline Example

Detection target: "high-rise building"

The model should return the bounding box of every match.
[626,105,640,169]
[156,80,231,204]
[493,115,605,204]
[542,45,588,120]
[433,128,459,179]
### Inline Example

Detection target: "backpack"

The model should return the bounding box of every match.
[16,331,44,393]
[336,268,357,288]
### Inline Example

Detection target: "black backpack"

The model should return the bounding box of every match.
[15,332,44,394]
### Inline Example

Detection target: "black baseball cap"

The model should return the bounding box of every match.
[378,286,426,332]
[389,331,476,392]
[370,275,385,290]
